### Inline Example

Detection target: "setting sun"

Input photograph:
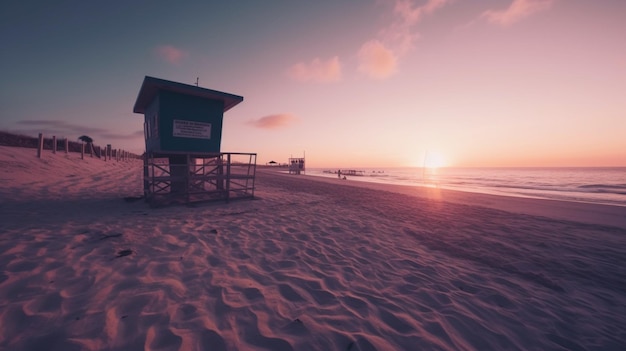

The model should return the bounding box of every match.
[424,151,447,169]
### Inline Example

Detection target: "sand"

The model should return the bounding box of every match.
[0,145,625,350]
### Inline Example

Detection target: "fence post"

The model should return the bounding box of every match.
[37,133,44,158]
[81,143,84,159]
[107,144,111,161]
[52,136,57,154]
[64,138,69,154]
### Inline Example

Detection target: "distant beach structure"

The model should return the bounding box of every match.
[288,157,305,175]
[133,76,257,206]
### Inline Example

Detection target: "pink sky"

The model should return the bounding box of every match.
[1,0,624,167]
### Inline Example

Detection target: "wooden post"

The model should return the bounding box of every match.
[64,138,69,154]
[81,143,84,159]
[37,133,44,158]
[226,153,231,202]
[169,155,190,197]
[143,153,149,199]
[52,136,57,154]
[107,144,111,161]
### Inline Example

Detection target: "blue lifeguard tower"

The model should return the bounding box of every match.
[133,76,256,205]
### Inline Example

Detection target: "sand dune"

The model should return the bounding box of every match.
[1,146,625,350]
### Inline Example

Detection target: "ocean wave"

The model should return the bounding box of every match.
[309,168,626,205]
[578,183,626,190]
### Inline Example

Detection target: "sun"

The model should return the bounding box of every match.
[423,151,447,169]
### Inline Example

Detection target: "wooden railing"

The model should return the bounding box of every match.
[144,152,257,206]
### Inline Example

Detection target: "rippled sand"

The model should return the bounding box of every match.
[1,146,625,350]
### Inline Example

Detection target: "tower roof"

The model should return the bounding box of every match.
[133,76,243,114]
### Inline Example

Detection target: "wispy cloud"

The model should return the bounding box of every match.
[247,114,298,129]
[287,57,342,83]
[358,0,450,79]
[357,40,398,79]
[286,1,449,82]
[100,130,145,140]
[482,0,554,26]
[383,0,450,54]
[155,45,188,64]
[18,120,106,135]
[15,120,143,141]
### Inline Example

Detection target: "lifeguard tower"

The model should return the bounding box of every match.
[133,76,256,206]
[288,157,305,175]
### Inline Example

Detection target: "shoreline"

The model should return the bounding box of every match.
[289,166,626,209]
[261,169,626,230]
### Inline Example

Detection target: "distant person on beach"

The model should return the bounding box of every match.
[338,170,341,179]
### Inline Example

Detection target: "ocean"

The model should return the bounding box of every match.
[306,167,626,207]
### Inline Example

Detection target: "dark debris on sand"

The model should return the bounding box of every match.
[123,195,144,203]
[115,249,133,258]
[100,233,123,240]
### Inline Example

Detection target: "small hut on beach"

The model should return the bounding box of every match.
[133,76,257,206]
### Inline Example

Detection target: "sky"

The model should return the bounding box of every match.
[1,0,625,168]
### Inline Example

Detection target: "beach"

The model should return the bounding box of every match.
[1,145,625,350]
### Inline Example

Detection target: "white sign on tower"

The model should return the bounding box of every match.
[173,119,212,139]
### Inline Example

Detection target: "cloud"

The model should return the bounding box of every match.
[247,114,298,129]
[100,130,146,140]
[288,57,342,83]
[18,120,106,135]
[381,0,451,55]
[15,120,143,141]
[394,0,448,22]
[286,1,449,82]
[482,0,554,26]
[155,45,188,64]
[357,40,398,79]
[356,0,450,80]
